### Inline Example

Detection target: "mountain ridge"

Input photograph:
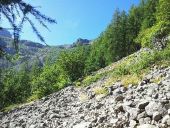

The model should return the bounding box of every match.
[0,29,91,69]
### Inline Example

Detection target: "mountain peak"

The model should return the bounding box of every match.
[72,38,90,47]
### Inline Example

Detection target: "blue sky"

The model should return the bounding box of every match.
[2,0,140,45]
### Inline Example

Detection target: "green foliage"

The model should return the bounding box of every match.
[136,23,160,47]
[140,0,158,30]
[136,0,170,48]
[29,46,90,99]
[77,46,170,89]
[115,47,170,76]
[1,0,169,111]
[0,67,31,108]
[93,87,109,95]
[57,46,90,81]
[31,65,69,98]
[156,0,170,22]
[86,6,146,73]
[78,73,103,87]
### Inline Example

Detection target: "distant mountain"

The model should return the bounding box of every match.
[72,38,91,47]
[0,28,12,38]
[0,30,62,69]
[57,38,91,49]
[0,30,91,69]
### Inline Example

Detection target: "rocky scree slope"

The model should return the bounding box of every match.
[0,53,170,128]
[0,66,170,128]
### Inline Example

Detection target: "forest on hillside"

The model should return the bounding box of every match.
[0,0,170,110]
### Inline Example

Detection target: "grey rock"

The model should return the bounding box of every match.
[137,111,147,120]
[29,125,37,128]
[115,104,124,113]
[113,88,123,94]
[166,92,170,100]
[115,95,124,102]
[88,92,95,99]
[162,115,170,125]
[110,118,119,124]
[85,103,92,109]
[123,106,139,120]
[162,80,170,86]
[95,103,103,109]
[168,109,170,115]
[97,116,106,123]
[1,67,170,128]
[139,117,151,124]
[145,102,165,116]
[137,124,158,128]
[129,120,137,128]
[153,111,162,121]
[137,101,149,109]
[49,114,60,119]
[73,122,91,128]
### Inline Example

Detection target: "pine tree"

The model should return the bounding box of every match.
[141,0,159,30]
[155,0,170,36]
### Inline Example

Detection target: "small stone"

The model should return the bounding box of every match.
[115,104,124,112]
[29,125,37,128]
[114,88,123,94]
[39,123,47,127]
[120,87,127,92]
[137,124,157,128]
[79,115,84,119]
[88,92,95,99]
[137,101,149,109]
[97,116,106,123]
[115,95,124,102]
[73,122,91,128]
[162,115,170,125]
[95,103,103,109]
[123,106,139,120]
[166,93,170,100]
[139,117,151,124]
[110,118,118,124]
[153,111,162,121]
[85,103,92,109]
[138,81,145,86]
[152,93,159,99]
[137,111,147,120]
[168,109,170,115]
[91,118,97,123]
[145,102,165,116]
[162,80,170,87]
[49,114,59,119]
[96,94,106,100]
[129,120,137,128]
[108,86,114,95]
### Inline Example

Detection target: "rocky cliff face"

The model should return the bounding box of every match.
[72,38,91,47]
[0,66,170,128]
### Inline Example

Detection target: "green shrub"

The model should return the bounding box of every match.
[80,73,104,87]
[93,87,108,95]
[31,65,70,98]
